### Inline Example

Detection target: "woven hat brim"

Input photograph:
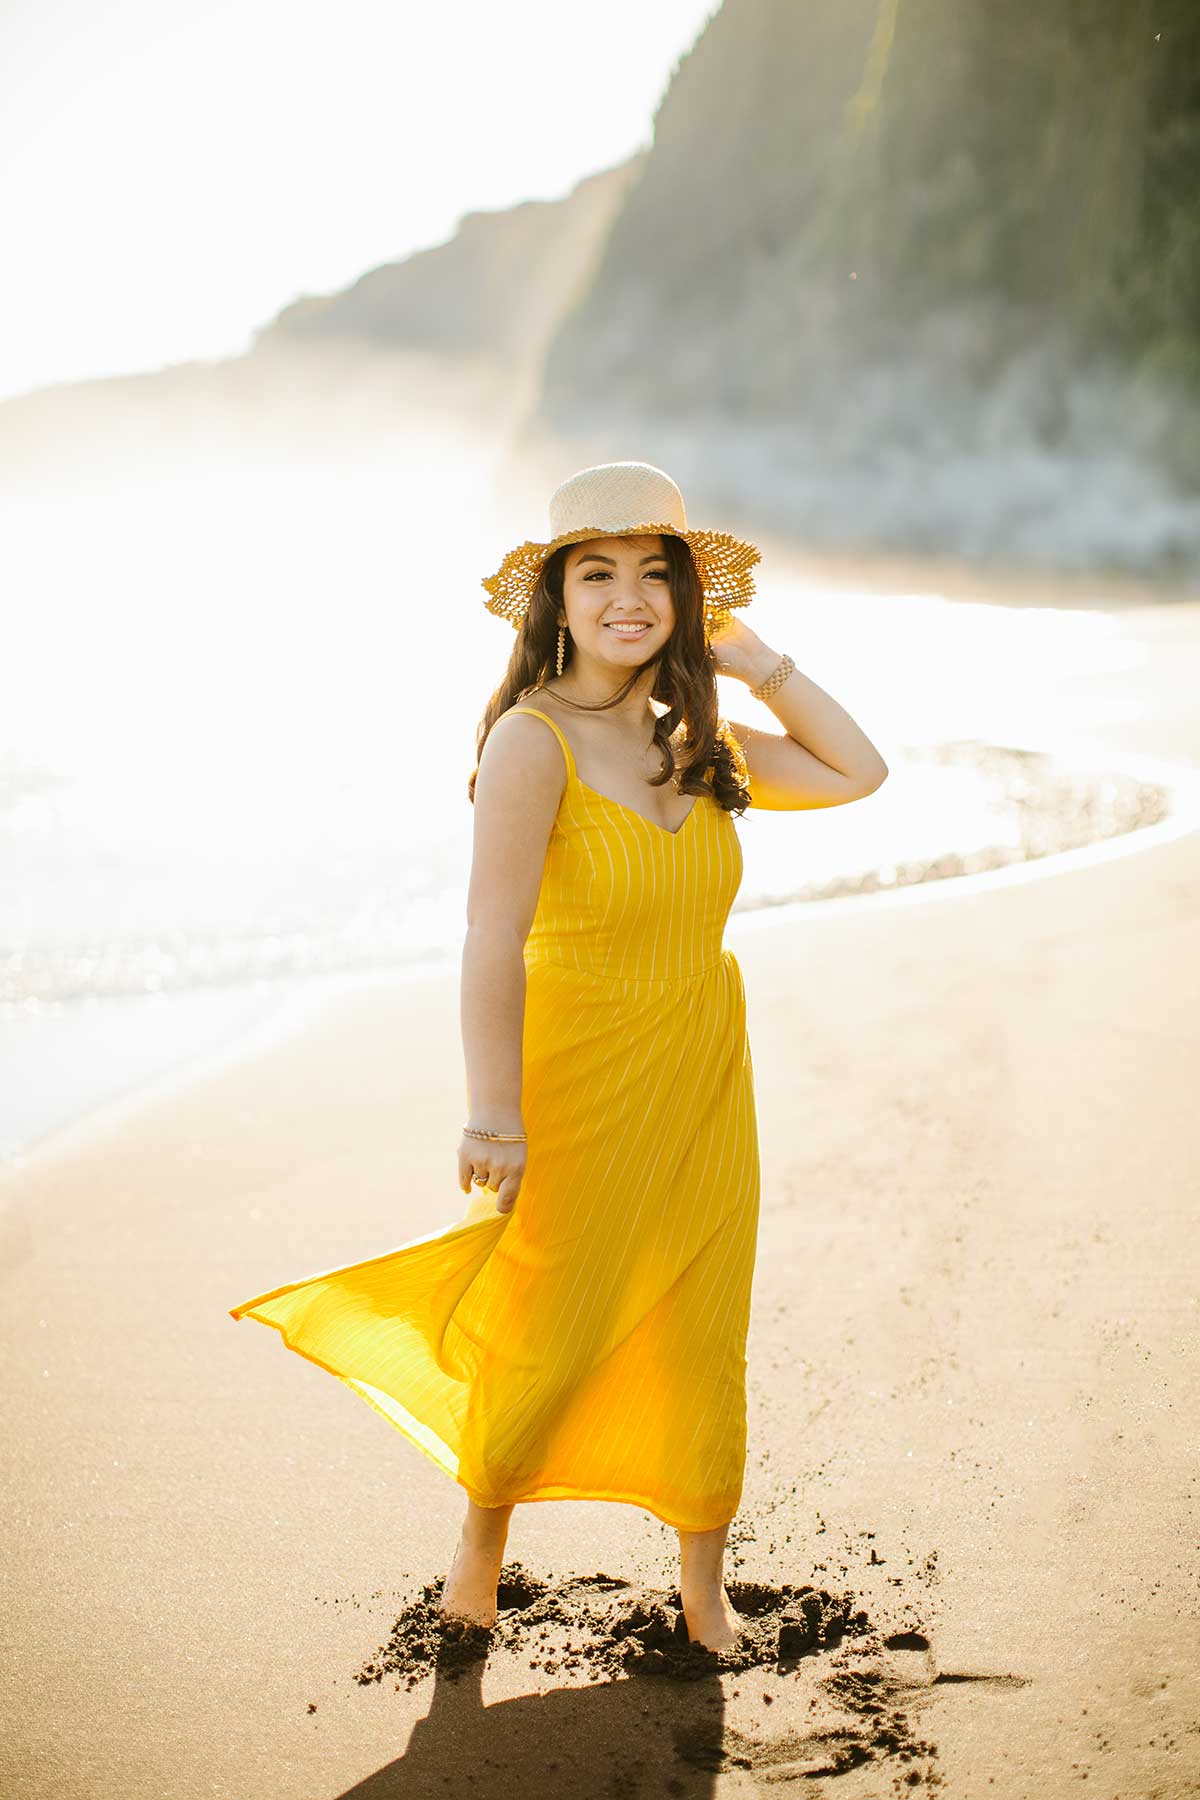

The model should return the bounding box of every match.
[481,522,761,628]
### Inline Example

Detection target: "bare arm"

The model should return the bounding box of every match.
[712,615,889,810]
[457,712,565,1213]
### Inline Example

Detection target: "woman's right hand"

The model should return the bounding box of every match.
[457,1131,526,1216]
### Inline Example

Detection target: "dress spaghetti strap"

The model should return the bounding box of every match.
[503,706,577,781]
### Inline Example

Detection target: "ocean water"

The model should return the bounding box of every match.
[0,441,1176,1158]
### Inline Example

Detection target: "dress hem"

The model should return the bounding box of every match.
[231,1302,740,1536]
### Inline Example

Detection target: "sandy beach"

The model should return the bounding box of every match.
[2,596,1198,1800]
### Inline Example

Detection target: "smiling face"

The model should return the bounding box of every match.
[559,534,676,666]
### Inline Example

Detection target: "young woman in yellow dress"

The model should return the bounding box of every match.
[230,460,888,1654]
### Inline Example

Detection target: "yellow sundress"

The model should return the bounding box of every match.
[229,704,761,1532]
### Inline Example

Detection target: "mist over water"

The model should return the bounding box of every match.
[2,424,1170,1021]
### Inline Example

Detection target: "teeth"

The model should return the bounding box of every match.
[607,623,648,632]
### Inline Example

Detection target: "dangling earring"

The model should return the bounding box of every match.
[556,623,566,677]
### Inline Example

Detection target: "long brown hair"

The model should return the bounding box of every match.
[468,534,750,812]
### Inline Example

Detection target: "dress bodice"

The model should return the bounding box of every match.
[500,706,744,984]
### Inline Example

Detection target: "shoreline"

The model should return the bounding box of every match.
[5,736,1196,1172]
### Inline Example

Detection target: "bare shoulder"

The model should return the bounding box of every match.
[490,692,564,743]
[480,697,568,791]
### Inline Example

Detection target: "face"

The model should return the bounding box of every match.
[560,534,675,666]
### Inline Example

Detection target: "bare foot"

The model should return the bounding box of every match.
[438,1533,503,1628]
[681,1584,744,1653]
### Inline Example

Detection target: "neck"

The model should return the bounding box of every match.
[546,657,659,722]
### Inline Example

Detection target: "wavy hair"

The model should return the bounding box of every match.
[468,534,750,813]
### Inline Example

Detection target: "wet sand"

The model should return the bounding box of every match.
[1,597,1198,1798]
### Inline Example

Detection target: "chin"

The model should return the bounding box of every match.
[598,635,659,657]
[601,649,657,668]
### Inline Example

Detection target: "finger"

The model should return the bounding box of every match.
[460,1156,485,1192]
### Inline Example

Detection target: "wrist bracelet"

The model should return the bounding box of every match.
[749,652,795,701]
[462,1124,527,1142]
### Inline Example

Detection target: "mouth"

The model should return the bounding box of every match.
[603,622,652,639]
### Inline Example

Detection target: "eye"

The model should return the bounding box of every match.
[582,567,668,580]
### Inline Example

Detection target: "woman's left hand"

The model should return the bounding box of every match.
[707,611,776,685]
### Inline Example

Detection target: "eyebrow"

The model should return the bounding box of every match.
[574,552,668,567]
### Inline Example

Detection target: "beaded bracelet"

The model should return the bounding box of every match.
[749,652,795,702]
[462,1125,527,1142]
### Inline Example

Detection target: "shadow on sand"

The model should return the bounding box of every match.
[333,1562,978,1797]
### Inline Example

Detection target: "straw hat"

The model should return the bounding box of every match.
[481,460,761,631]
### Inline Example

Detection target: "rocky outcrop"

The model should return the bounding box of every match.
[255,158,643,374]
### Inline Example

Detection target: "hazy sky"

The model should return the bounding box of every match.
[0,0,720,403]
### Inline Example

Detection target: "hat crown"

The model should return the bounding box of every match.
[548,461,687,539]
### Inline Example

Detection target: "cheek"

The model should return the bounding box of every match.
[567,600,599,629]
[567,588,609,626]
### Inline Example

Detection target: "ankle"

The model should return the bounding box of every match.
[681,1576,727,1603]
[459,1525,506,1557]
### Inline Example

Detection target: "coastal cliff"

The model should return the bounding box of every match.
[520,0,1200,578]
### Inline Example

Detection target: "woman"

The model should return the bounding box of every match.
[230,461,888,1655]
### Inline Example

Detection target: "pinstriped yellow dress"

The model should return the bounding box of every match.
[229,704,761,1532]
